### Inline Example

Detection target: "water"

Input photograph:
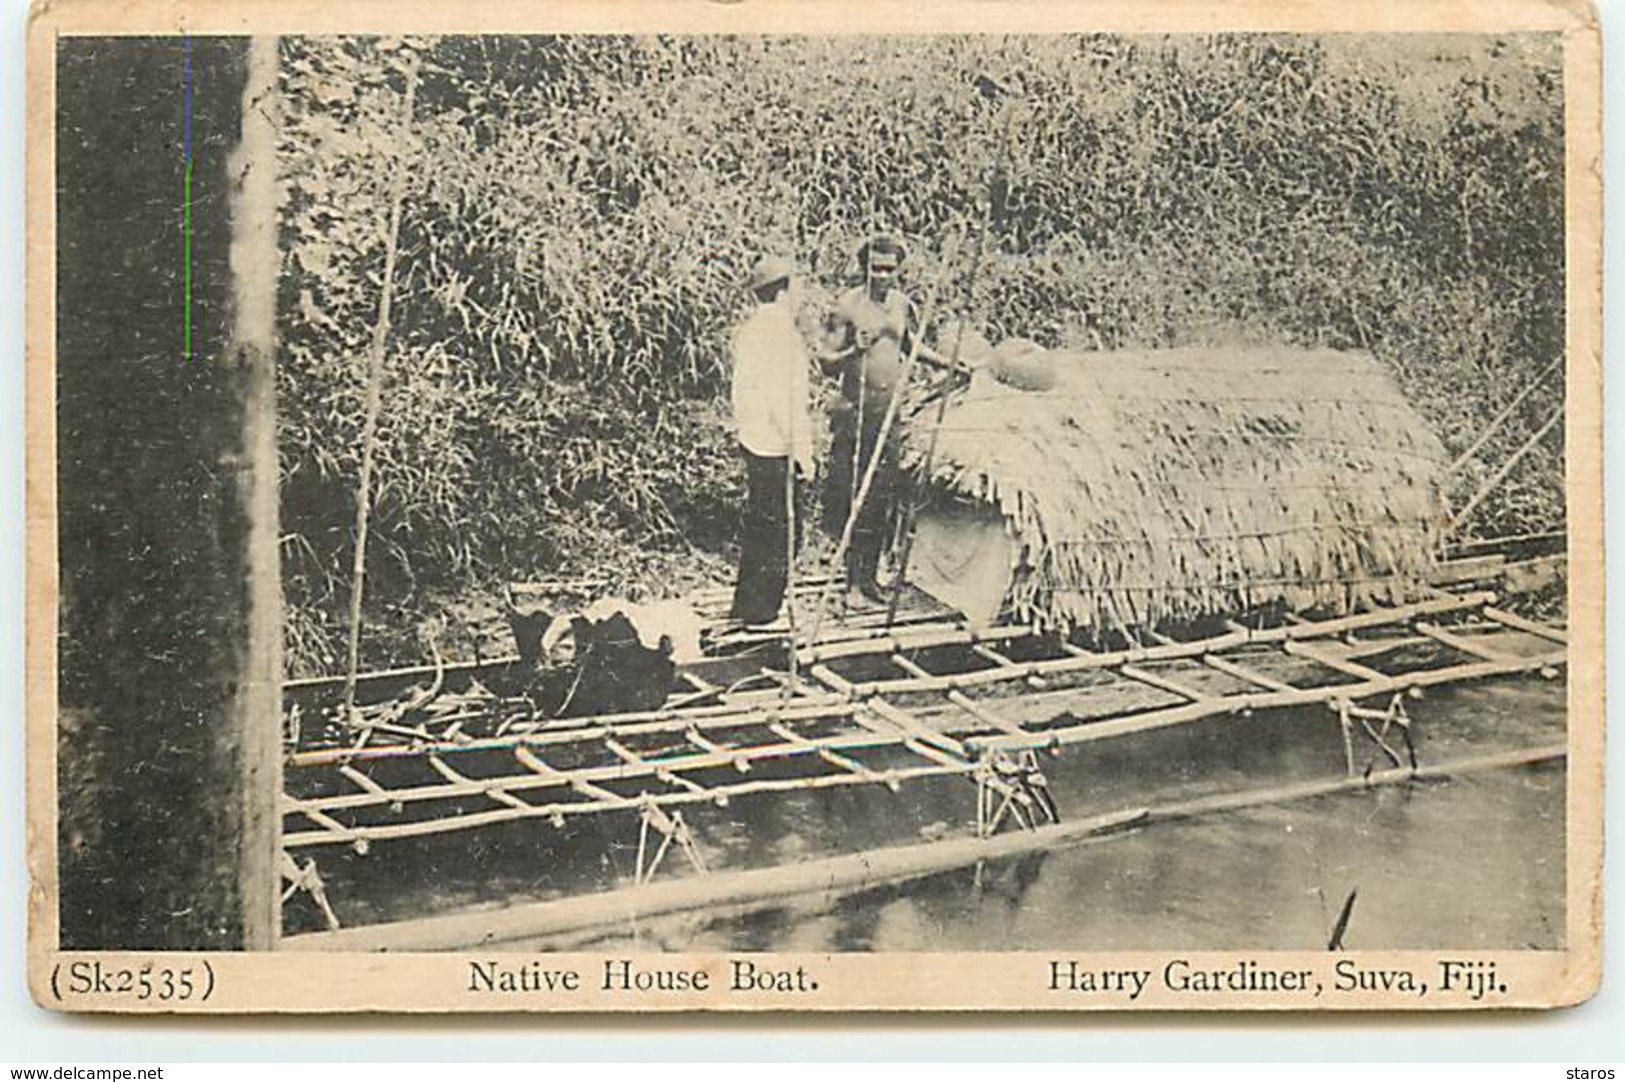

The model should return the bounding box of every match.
[291,676,1566,952]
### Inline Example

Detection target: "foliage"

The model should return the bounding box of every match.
[276,34,1565,674]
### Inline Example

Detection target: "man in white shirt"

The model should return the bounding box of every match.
[729,255,814,626]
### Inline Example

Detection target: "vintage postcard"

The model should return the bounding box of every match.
[26,0,1601,1012]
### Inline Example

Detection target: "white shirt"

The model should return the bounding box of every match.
[731,300,813,469]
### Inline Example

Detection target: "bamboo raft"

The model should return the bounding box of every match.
[281,576,1566,861]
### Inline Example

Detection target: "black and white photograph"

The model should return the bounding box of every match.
[31,0,1602,1012]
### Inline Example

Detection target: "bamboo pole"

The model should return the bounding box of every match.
[1444,355,1563,476]
[818,592,1497,697]
[1118,664,1210,703]
[1446,403,1564,538]
[973,643,1049,689]
[287,653,500,695]
[1482,606,1569,645]
[341,56,421,712]
[283,761,961,849]
[800,621,1037,664]
[1200,653,1297,693]
[281,744,1563,952]
[979,648,1565,753]
[885,88,1018,627]
[802,591,1494,667]
[784,436,800,699]
[1147,744,1564,825]
[1281,639,1388,683]
[1445,529,1567,556]
[288,696,860,769]
[292,728,925,818]
[1414,622,1517,664]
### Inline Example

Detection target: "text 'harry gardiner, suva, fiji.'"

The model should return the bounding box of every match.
[1045,958,1508,1001]
[467,958,819,996]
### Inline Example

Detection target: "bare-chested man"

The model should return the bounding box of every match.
[818,234,949,605]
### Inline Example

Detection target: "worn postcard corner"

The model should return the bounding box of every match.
[26,0,1602,1014]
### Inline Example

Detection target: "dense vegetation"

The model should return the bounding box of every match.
[277,34,1565,675]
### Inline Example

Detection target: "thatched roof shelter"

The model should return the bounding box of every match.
[904,346,1450,634]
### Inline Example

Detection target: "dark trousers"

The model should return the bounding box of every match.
[731,449,799,624]
[824,406,900,590]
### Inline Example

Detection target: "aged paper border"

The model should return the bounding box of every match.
[25,0,1603,1013]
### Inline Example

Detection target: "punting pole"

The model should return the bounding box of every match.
[803,269,949,646]
[280,743,1563,953]
[886,68,1020,628]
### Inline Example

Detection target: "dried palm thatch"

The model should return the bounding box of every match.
[905,346,1450,633]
